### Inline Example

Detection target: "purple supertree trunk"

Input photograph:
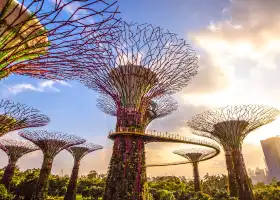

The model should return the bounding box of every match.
[64,160,80,200]
[31,155,53,200]
[225,151,238,197]
[1,159,16,189]
[232,148,254,200]
[103,136,146,200]
[192,162,200,192]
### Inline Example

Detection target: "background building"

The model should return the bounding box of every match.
[261,136,280,181]
[248,167,268,184]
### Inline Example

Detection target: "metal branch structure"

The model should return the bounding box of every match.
[0,0,120,80]
[65,143,103,200]
[79,21,198,200]
[0,99,49,137]
[97,94,178,129]
[0,139,38,189]
[19,130,85,200]
[173,148,216,192]
[187,105,280,200]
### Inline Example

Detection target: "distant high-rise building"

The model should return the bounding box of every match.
[248,168,254,178]
[261,136,280,181]
[254,167,267,184]
[248,167,268,184]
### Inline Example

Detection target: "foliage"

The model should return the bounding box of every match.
[1,168,280,199]
[253,180,280,200]
[201,174,228,194]
[155,189,176,200]
[77,171,105,194]
[0,184,14,200]
[48,175,68,197]
[13,169,40,199]
[209,190,237,200]
[81,186,104,200]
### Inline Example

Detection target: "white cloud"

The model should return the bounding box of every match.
[191,0,280,70]
[184,0,280,154]
[6,80,71,95]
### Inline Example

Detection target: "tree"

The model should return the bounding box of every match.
[0,99,49,137]
[202,174,228,194]
[187,105,280,200]
[48,175,69,197]
[77,175,106,195]
[19,130,85,200]
[79,21,198,200]
[82,186,104,200]
[14,169,40,200]
[87,170,99,180]
[173,148,217,192]
[0,139,38,190]
[65,143,103,200]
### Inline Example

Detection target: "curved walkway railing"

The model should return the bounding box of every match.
[108,129,221,167]
[146,151,218,167]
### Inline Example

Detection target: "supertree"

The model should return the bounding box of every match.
[0,139,39,189]
[97,94,178,130]
[187,105,280,200]
[0,0,120,80]
[19,130,85,200]
[173,148,217,192]
[0,99,49,137]
[79,21,198,200]
[64,142,103,200]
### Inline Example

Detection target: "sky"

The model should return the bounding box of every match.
[0,0,280,178]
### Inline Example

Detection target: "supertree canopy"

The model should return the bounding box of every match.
[19,130,85,200]
[0,99,49,137]
[64,142,103,200]
[97,94,178,130]
[173,148,216,192]
[187,105,280,200]
[0,0,120,80]
[0,139,38,189]
[80,21,198,200]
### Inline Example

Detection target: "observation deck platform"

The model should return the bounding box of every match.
[108,129,220,167]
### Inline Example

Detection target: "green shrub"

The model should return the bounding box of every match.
[209,189,238,200]
[0,184,14,200]
[254,186,280,200]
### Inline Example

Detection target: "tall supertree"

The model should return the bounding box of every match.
[97,95,178,130]
[173,148,216,192]
[0,0,120,80]
[64,142,103,200]
[0,139,38,189]
[0,99,49,137]
[19,130,85,200]
[187,105,280,200]
[79,21,198,200]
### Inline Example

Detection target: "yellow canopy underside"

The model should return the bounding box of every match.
[0,0,48,52]
[0,115,18,136]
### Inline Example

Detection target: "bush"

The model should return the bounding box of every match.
[0,184,14,200]
[254,186,280,200]
[209,189,238,200]
[81,186,104,200]
[158,189,176,200]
